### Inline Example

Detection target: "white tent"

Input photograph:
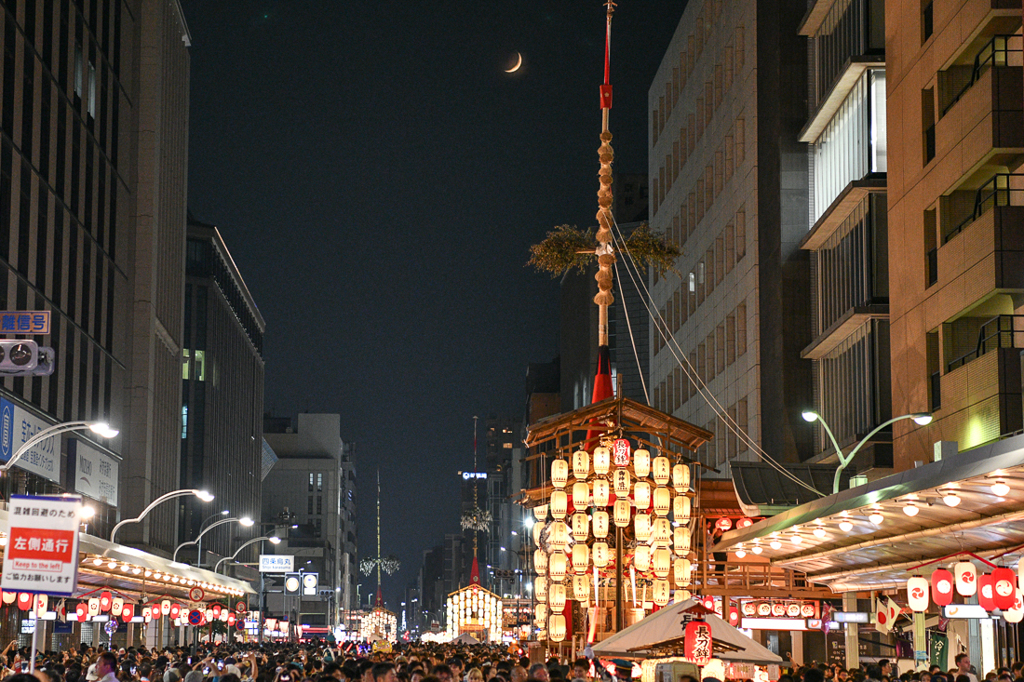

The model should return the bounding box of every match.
[452,632,480,645]
[592,599,784,664]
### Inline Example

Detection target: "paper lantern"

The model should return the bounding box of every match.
[549,614,567,642]
[633,481,651,509]
[993,567,1017,610]
[16,593,31,611]
[76,603,88,620]
[151,605,161,619]
[549,552,567,581]
[634,545,651,572]
[219,610,229,622]
[652,579,670,606]
[88,596,101,615]
[677,589,693,603]
[1,592,15,605]
[121,604,134,622]
[550,490,568,519]
[613,439,631,466]
[593,510,609,538]
[533,504,548,521]
[594,447,611,474]
[535,577,548,601]
[572,450,590,478]
[907,576,929,612]
[548,583,566,610]
[653,518,673,546]
[613,469,631,497]
[653,487,672,516]
[111,597,124,616]
[673,464,690,492]
[549,521,569,551]
[532,522,544,545]
[35,595,47,617]
[737,517,754,528]
[572,573,590,601]
[653,457,671,484]
[534,549,548,574]
[979,573,996,611]
[593,479,610,507]
[675,558,692,587]
[653,548,672,578]
[634,513,652,542]
[674,496,692,522]
[955,561,978,596]
[634,449,651,478]
[169,603,181,619]
[227,613,236,626]
[572,482,590,509]
[1004,590,1024,624]
[929,569,953,606]
[614,499,631,527]
[685,621,713,665]
[674,527,692,555]
[571,512,589,541]
[535,604,548,623]
[551,460,569,488]
[593,542,610,568]
[161,599,171,613]
[99,591,112,612]
[571,544,590,573]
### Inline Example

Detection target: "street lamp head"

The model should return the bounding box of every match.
[79,506,96,519]
[239,516,255,527]
[801,411,819,423]
[196,490,215,502]
[88,422,119,438]
[268,536,281,544]
[220,509,230,516]
[912,413,933,425]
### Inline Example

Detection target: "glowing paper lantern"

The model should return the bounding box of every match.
[571,544,590,573]
[634,513,652,542]
[653,548,672,578]
[613,439,631,466]
[572,450,590,478]
[592,511,609,538]
[549,552,567,581]
[572,573,590,601]
[99,591,112,612]
[34,595,47,617]
[932,569,954,606]
[652,518,672,546]
[652,579,670,606]
[549,521,569,551]
[572,482,590,509]
[594,447,611,475]
[534,550,548,575]
[535,604,548,623]
[550,490,568,519]
[955,561,978,596]
[674,496,692,523]
[533,504,548,521]
[88,597,100,616]
[634,545,651,572]
[993,567,1017,610]
[548,583,566,610]
[535,577,548,601]
[979,573,996,611]
[75,603,88,620]
[551,460,569,488]
[673,464,690,492]
[1019,557,1024,589]
[593,542,610,568]
[571,512,589,542]
[674,527,692,555]
[1,592,15,605]
[549,614,567,642]
[634,449,651,478]
[614,499,631,527]
[685,621,713,665]
[675,558,693,586]
[121,604,134,622]
[161,599,171,613]
[593,479,610,507]
[653,457,671,484]
[633,481,651,509]
[111,597,124,616]
[532,522,543,546]
[653,487,672,516]
[151,605,162,619]
[1004,590,1024,624]
[169,603,181,619]
[614,469,631,497]
[907,576,929,612]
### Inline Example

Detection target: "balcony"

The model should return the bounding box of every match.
[948,315,1024,371]
[941,35,1022,116]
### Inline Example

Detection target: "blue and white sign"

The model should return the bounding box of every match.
[0,398,60,483]
[259,554,294,573]
[69,440,119,506]
[0,311,50,335]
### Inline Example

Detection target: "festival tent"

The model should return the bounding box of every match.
[452,632,480,645]
[592,599,783,664]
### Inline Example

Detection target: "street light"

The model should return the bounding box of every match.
[801,411,933,494]
[196,509,230,569]
[173,516,254,562]
[110,488,214,544]
[213,536,280,574]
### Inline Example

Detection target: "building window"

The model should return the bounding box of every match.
[309,473,314,491]
[181,405,188,439]
[316,496,322,514]
[922,1,934,43]
[307,496,313,514]
[317,472,323,491]
[923,87,935,164]
[182,349,190,379]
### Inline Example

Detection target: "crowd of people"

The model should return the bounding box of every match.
[783,654,1018,682]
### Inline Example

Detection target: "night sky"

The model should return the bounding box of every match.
[178,0,687,611]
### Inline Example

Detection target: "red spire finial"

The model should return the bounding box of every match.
[375,585,383,608]
[471,556,481,585]
[601,1,615,109]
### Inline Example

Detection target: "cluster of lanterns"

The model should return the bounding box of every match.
[2,590,245,626]
[83,556,246,597]
[445,585,503,642]
[359,608,397,642]
[906,560,1024,622]
[263,618,297,636]
[535,440,695,641]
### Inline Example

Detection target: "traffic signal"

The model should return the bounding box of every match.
[0,340,54,376]
[284,573,301,596]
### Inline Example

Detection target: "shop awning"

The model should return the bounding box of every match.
[713,433,1024,592]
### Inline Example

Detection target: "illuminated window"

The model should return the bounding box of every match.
[182,350,190,379]
[194,351,206,381]
[181,405,188,439]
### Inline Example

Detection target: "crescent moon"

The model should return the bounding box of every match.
[505,52,522,73]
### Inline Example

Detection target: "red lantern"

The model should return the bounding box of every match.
[932,569,954,606]
[17,593,32,611]
[736,517,753,529]
[979,574,996,611]
[211,603,222,617]
[993,567,1017,610]
[684,621,713,665]
[612,439,630,467]
[75,603,88,620]
[728,608,739,626]
[99,591,112,612]
[169,603,181,619]
[715,517,733,532]
[702,596,715,611]
[227,613,236,626]
[121,604,134,622]
[151,605,162,618]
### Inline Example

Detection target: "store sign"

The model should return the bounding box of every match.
[1,495,81,596]
[0,399,60,482]
[741,617,809,631]
[943,604,993,619]
[69,440,118,506]
[260,555,294,573]
[461,472,487,480]
[833,611,870,623]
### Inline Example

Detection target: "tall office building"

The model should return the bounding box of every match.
[482,415,521,593]
[647,0,813,473]
[886,0,1024,469]
[0,0,190,550]
[797,0,892,477]
[179,215,265,560]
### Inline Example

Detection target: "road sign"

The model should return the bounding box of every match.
[236,619,245,631]
[0,312,50,335]
[301,572,319,596]
[284,573,300,595]
[260,554,294,573]
[188,586,205,602]
[188,609,204,626]
[235,600,247,612]
[1,495,81,596]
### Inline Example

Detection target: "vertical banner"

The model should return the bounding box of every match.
[930,632,948,671]
[1,495,81,596]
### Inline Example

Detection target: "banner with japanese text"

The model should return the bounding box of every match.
[1,495,81,596]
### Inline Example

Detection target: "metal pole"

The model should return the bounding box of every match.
[259,573,265,643]
[615,526,623,631]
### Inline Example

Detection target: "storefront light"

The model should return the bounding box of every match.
[903,502,919,517]
[992,480,1010,497]
[813,526,826,538]
[869,511,884,525]
[943,492,962,507]
[839,520,853,533]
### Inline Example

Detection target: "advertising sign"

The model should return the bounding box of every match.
[1,495,81,596]
[0,400,60,482]
[68,440,118,506]
[260,555,294,573]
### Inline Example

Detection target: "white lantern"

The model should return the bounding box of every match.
[633,449,651,478]
[593,510,610,538]
[549,521,569,551]
[653,457,671,484]
[907,576,929,612]
[550,490,568,519]
[653,487,672,516]
[533,504,548,521]
[674,496,692,522]
[674,558,692,586]
[532,522,543,545]
[593,542,610,568]
[572,450,590,478]
[1004,589,1024,624]
[955,561,978,596]
[549,614,567,642]
[551,459,569,488]
[572,481,590,509]
[653,518,672,546]
[549,551,567,580]
[673,463,690,492]
[594,447,611,475]
[614,499,631,527]
[593,479,610,507]
[674,527,692,555]
[572,573,590,601]
[634,545,651,572]
[653,548,672,578]
[653,579,671,606]
[634,513,652,542]
[535,577,548,601]
[571,544,590,574]
[571,512,589,541]
[549,583,566,610]
[633,481,651,509]
[614,469,631,497]
[675,589,692,602]
[534,550,548,575]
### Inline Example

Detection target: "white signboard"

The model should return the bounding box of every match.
[260,554,294,573]
[70,440,119,506]
[1,494,81,596]
[0,398,60,483]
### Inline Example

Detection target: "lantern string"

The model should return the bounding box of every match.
[907,550,997,571]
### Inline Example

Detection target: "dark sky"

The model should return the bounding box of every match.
[178,0,686,611]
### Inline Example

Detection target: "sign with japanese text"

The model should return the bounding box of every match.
[612,439,630,467]
[684,620,713,665]
[0,399,60,482]
[260,554,294,573]
[68,440,119,506]
[1,495,81,596]
[0,312,50,335]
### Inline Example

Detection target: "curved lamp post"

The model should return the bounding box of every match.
[196,509,230,569]
[214,535,281,574]
[173,516,254,562]
[110,488,214,544]
[801,411,933,494]
[2,420,118,473]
